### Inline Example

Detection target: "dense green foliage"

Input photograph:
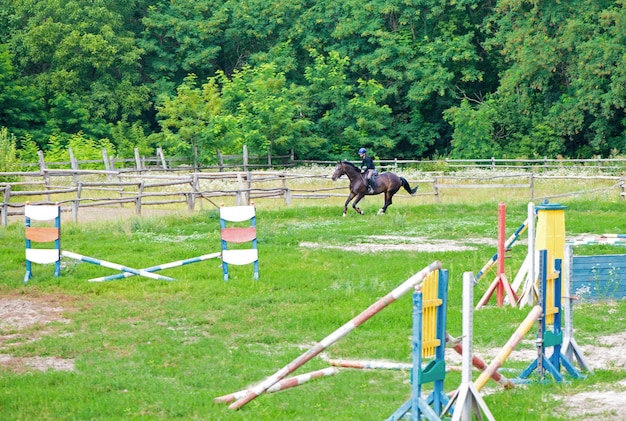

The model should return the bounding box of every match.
[1,0,626,162]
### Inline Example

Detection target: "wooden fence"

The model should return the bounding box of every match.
[20,145,295,174]
[16,145,626,174]
[2,166,625,226]
[4,146,626,225]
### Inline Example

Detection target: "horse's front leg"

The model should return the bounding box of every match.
[352,194,366,215]
[343,193,356,217]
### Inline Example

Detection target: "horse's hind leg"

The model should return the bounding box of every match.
[378,195,391,215]
[378,190,398,215]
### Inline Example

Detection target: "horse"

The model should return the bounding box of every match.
[331,161,419,216]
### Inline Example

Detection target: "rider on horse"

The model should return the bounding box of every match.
[358,148,376,193]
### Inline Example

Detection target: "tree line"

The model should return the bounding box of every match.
[1,0,625,168]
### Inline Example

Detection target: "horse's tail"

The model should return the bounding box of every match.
[401,177,419,195]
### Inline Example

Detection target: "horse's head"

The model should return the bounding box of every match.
[331,161,345,181]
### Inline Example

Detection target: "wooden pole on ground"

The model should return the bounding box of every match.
[225,261,442,411]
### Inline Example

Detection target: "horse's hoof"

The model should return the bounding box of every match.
[377,209,385,215]
[342,213,346,217]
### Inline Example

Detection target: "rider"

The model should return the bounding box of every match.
[358,147,376,193]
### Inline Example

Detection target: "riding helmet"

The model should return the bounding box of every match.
[358,148,367,154]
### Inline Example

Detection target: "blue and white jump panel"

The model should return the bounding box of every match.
[571,253,626,301]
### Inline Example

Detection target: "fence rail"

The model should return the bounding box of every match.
[2,168,625,226]
[14,145,626,174]
[3,149,626,225]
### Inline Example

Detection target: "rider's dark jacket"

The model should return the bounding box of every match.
[361,155,375,171]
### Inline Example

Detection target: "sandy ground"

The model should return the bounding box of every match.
[443,334,626,420]
[0,294,74,372]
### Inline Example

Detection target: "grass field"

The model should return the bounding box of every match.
[1,189,626,420]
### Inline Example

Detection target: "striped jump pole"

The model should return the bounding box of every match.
[324,358,412,371]
[515,202,538,308]
[226,260,443,411]
[474,216,529,283]
[474,305,543,392]
[61,251,175,282]
[567,234,626,246]
[87,252,222,282]
[446,333,514,390]
[214,367,339,404]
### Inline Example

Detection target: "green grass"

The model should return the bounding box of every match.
[1,198,625,420]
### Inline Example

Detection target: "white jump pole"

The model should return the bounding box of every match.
[61,251,175,281]
[444,272,495,421]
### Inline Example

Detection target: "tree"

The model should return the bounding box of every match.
[7,0,151,143]
[0,127,19,172]
[484,0,626,157]
[304,50,392,158]
[155,74,225,165]
[216,64,313,157]
[0,45,44,142]
[444,100,499,159]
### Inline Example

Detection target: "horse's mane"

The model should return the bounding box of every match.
[341,160,360,170]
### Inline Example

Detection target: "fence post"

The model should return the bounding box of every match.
[157,147,168,170]
[236,173,246,206]
[69,147,78,171]
[190,173,200,211]
[136,181,144,214]
[491,156,496,170]
[243,145,249,173]
[268,151,272,169]
[102,148,111,172]
[217,149,224,172]
[69,147,79,184]
[38,150,47,173]
[134,148,142,174]
[433,177,439,204]
[621,177,625,202]
[1,185,10,226]
[281,174,291,205]
[73,182,82,222]
[530,173,534,199]
[290,148,294,166]
[38,151,51,192]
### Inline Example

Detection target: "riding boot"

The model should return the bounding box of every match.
[367,180,374,194]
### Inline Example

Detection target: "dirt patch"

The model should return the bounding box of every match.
[300,235,497,253]
[0,294,75,372]
[442,331,626,420]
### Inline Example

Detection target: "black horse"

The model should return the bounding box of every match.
[331,161,419,216]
